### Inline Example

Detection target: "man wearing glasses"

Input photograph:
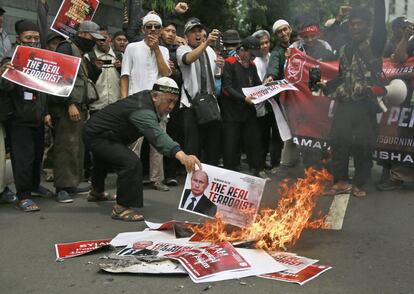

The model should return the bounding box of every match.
[120,13,171,192]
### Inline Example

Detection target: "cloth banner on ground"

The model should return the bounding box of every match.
[2,46,81,97]
[51,0,100,38]
[281,49,414,164]
[179,164,266,228]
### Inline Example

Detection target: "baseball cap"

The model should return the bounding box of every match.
[78,20,105,40]
[152,77,180,95]
[222,29,241,45]
[0,7,5,15]
[184,17,204,34]
[241,36,262,57]
[46,31,65,44]
[392,16,408,30]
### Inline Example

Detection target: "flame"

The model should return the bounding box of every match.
[192,168,332,251]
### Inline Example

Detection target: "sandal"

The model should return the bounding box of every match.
[352,186,367,198]
[324,182,352,196]
[17,199,40,212]
[111,205,144,222]
[87,190,116,202]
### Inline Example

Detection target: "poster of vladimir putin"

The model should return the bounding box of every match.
[179,170,217,218]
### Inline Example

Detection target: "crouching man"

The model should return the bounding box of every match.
[83,77,200,221]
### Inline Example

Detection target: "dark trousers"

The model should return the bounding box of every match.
[7,123,44,200]
[52,110,86,189]
[258,111,283,168]
[85,134,143,208]
[330,99,377,188]
[181,107,221,166]
[164,106,184,179]
[222,114,263,172]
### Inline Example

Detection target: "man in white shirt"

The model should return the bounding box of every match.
[0,7,12,61]
[120,13,171,191]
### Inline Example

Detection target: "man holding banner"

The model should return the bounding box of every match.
[320,0,386,197]
[0,20,53,211]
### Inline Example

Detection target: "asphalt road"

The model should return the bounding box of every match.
[0,165,413,294]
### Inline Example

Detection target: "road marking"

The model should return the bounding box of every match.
[325,193,350,230]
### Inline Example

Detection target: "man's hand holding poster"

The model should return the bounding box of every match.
[280,48,414,165]
[178,164,266,228]
[2,46,81,97]
[51,0,100,38]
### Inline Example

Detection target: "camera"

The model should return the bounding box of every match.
[308,66,321,92]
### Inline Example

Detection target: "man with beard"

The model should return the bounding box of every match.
[121,13,171,192]
[49,20,105,203]
[84,77,200,221]
[0,20,54,211]
[321,0,386,197]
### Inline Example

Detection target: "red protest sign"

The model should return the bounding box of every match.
[51,0,100,38]
[2,46,81,97]
[55,239,111,260]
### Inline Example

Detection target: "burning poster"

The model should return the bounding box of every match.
[280,49,414,164]
[116,239,197,258]
[242,79,298,104]
[165,242,251,282]
[260,264,332,285]
[267,252,318,274]
[178,164,266,228]
[2,46,81,97]
[55,239,111,260]
[51,0,100,38]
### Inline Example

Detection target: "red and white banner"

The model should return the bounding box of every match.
[51,0,100,38]
[281,49,414,164]
[55,239,111,260]
[2,46,81,97]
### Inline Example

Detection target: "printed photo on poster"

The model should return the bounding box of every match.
[2,46,81,97]
[178,164,266,228]
[51,0,100,38]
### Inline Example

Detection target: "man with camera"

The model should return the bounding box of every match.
[177,18,223,166]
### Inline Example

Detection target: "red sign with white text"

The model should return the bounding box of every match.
[55,239,111,260]
[2,46,81,97]
[260,264,332,285]
[51,0,100,38]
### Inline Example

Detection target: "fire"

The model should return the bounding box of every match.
[192,168,332,251]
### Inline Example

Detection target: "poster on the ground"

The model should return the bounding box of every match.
[280,49,414,165]
[51,0,100,38]
[165,241,251,282]
[267,252,318,274]
[55,239,111,260]
[2,46,81,97]
[178,164,266,228]
[260,264,332,285]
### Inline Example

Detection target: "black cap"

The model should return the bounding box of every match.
[0,7,5,15]
[46,31,65,44]
[15,19,39,35]
[113,30,127,39]
[349,7,371,22]
[391,16,407,30]
[241,36,262,57]
[222,29,241,45]
[184,17,204,34]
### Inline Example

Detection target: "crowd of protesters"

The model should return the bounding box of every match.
[0,0,413,220]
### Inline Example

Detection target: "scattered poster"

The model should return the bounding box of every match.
[145,220,199,231]
[55,239,111,260]
[268,252,318,274]
[165,242,251,282]
[260,264,332,285]
[178,164,266,228]
[242,79,298,104]
[51,0,100,38]
[110,230,176,247]
[99,259,187,274]
[2,46,81,97]
[116,239,198,258]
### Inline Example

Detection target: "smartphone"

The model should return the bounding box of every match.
[101,59,112,65]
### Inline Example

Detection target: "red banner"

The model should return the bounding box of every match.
[51,0,100,38]
[2,46,81,97]
[281,49,414,164]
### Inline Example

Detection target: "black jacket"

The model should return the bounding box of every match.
[180,189,217,217]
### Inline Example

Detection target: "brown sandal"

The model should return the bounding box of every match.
[324,182,352,196]
[87,190,116,202]
[111,205,144,222]
[352,186,367,198]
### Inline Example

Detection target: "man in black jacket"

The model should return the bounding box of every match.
[0,20,53,211]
